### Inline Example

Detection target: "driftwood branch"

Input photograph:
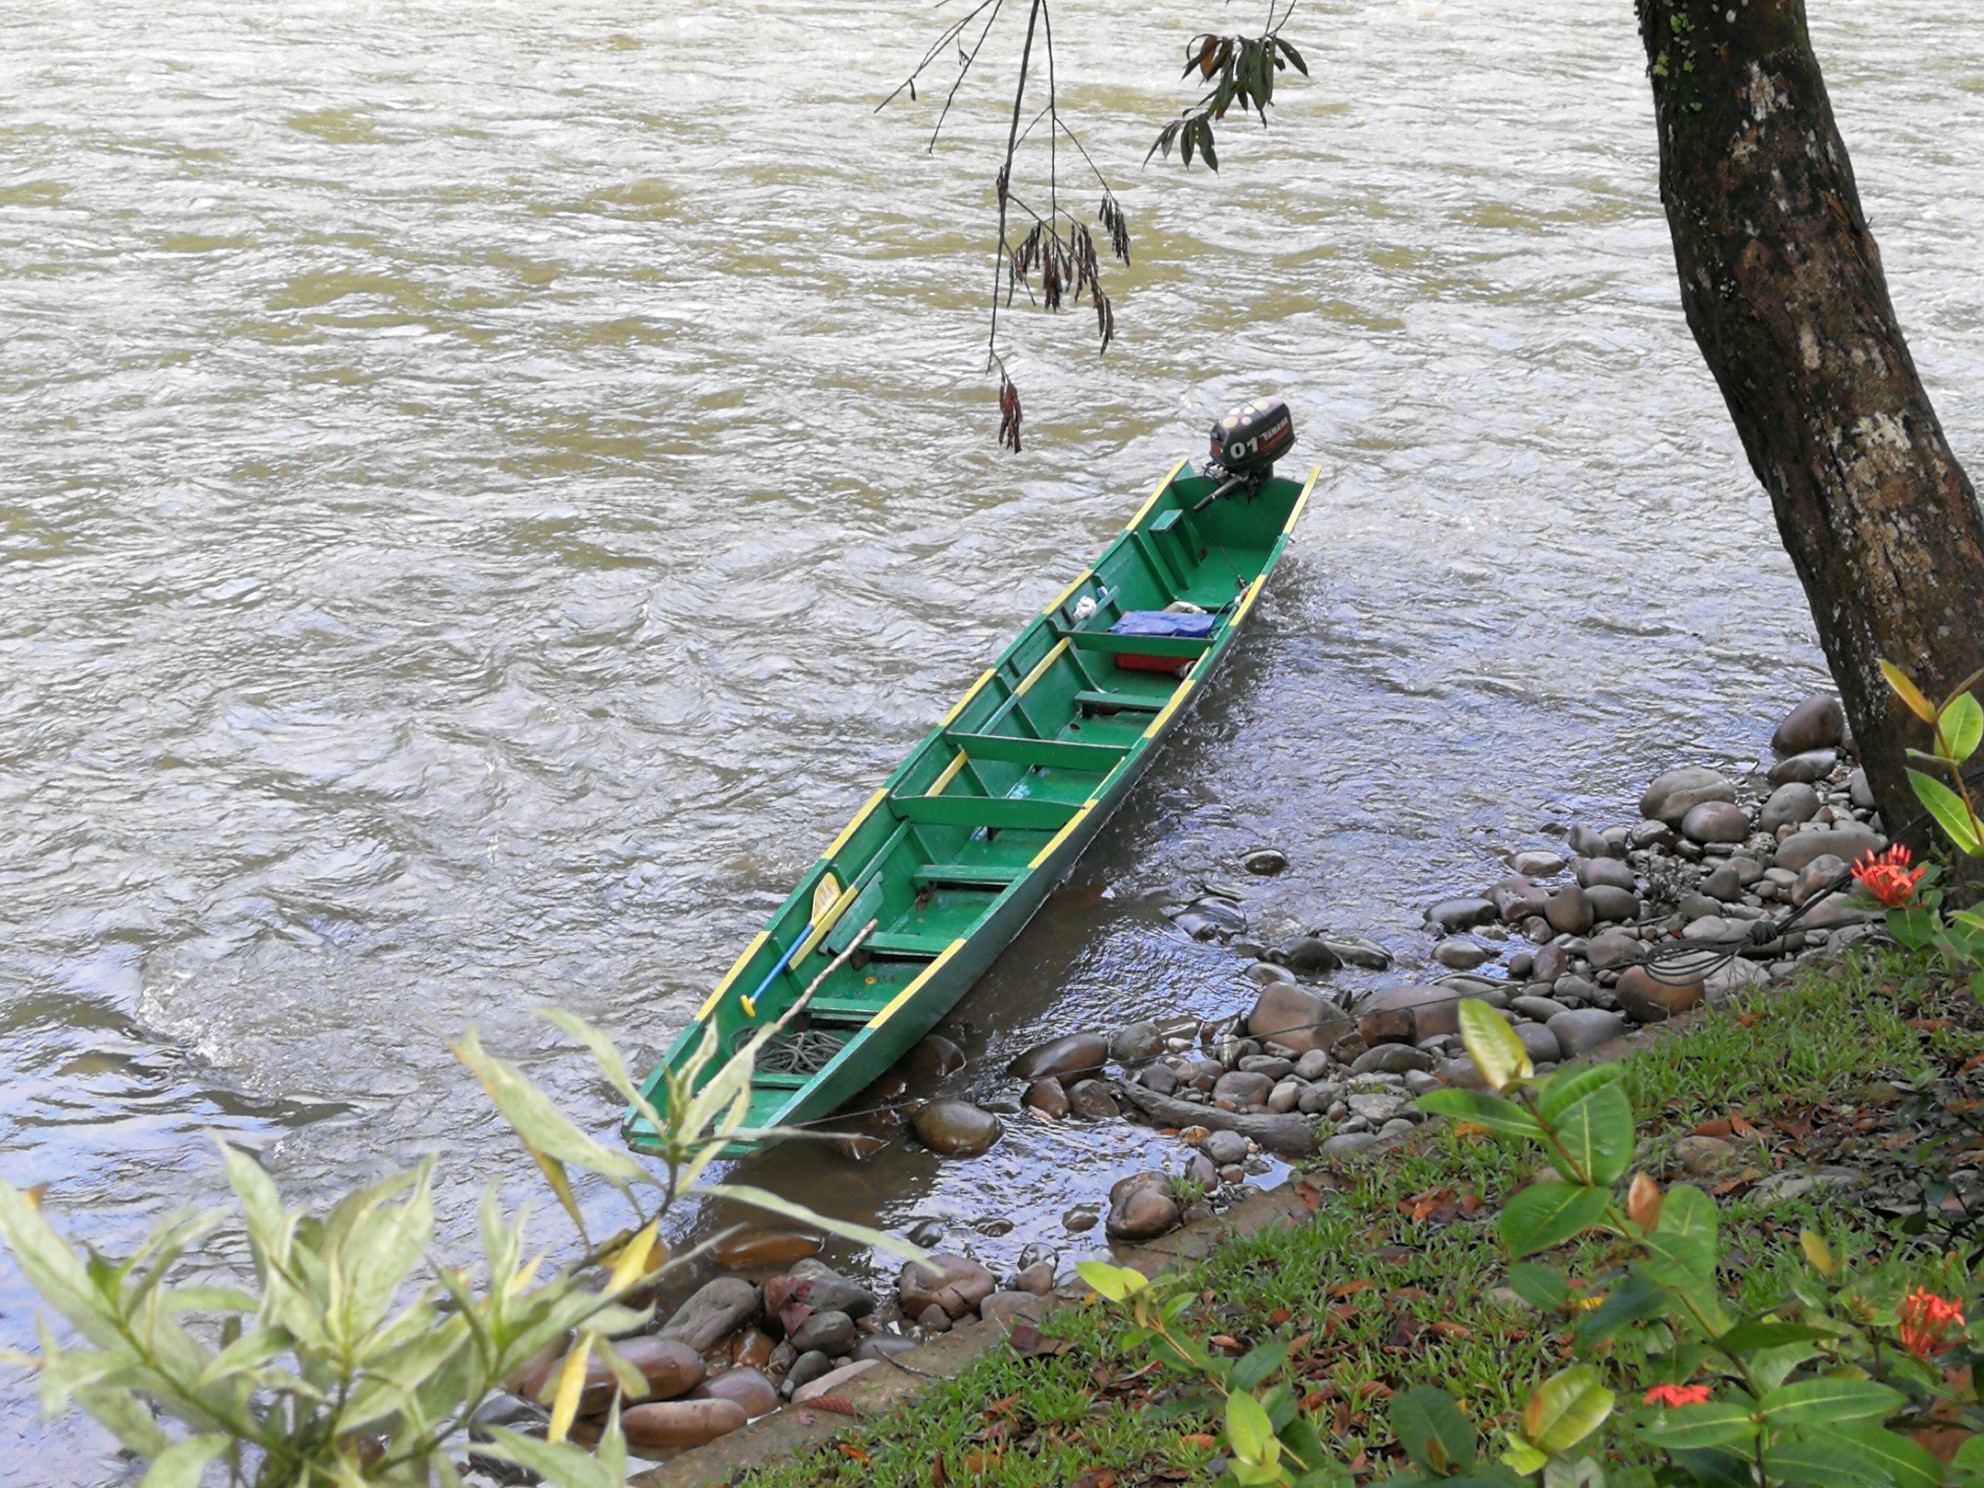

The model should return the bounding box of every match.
[1108,1080,1319,1158]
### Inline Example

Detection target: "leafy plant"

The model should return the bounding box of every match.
[1872,663,1984,999]
[1082,1000,1984,1488]
[0,1007,918,1487]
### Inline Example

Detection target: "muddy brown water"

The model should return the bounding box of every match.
[3,1,1980,1477]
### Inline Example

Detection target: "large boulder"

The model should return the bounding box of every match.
[1546,1008,1626,1057]
[694,1367,780,1419]
[710,1229,821,1271]
[1681,801,1751,845]
[1574,857,1638,893]
[1354,983,1475,1041]
[1544,886,1594,936]
[1772,694,1846,756]
[1760,783,1821,834]
[622,1398,747,1450]
[1427,898,1498,932]
[1007,1033,1107,1082]
[1770,748,1839,785]
[1640,767,1735,827]
[1616,966,1704,1023]
[784,1259,880,1320]
[1106,1172,1182,1241]
[1246,982,1354,1055]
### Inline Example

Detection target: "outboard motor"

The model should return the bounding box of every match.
[1209,396,1294,481]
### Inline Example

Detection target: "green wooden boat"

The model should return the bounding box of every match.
[625,424,1317,1158]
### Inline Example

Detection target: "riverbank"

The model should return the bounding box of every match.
[707,944,1981,1488]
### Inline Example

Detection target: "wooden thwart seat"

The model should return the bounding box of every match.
[912,862,1025,888]
[864,930,953,958]
[1050,621,1213,660]
[1073,689,1165,712]
[944,730,1128,773]
[890,795,1080,830]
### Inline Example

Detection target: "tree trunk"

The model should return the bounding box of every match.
[1635,0,1984,834]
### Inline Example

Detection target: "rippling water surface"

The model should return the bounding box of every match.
[3,1,1980,1476]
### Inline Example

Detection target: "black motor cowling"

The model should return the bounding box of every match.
[1208,396,1294,479]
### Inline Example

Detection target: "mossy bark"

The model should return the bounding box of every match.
[1636,0,1984,831]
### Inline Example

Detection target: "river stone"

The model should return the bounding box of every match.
[711,1229,822,1271]
[732,1330,774,1370]
[854,1333,921,1364]
[792,1360,880,1405]
[1139,1064,1179,1096]
[899,1254,996,1319]
[1212,1070,1273,1106]
[1583,885,1640,923]
[1799,896,1873,930]
[1701,862,1744,902]
[1616,966,1704,1023]
[1351,1042,1435,1075]
[1109,1021,1164,1066]
[1585,930,1644,971]
[1008,1033,1107,1082]
[1243,959,1297,987]
[660,1278,760,1352]
[1278,936,1344,973]
[622,1398,747,1451]
[1510,850,1568,877]
[1354,983,1473,1040]
[912,1100,1003,1157]
[1066,1079,1120,1120]
[1022,1077,1071,1119]
[1681,801,1751,845]
[1546,1008,1625,1057]
[1640,767,1736,827]
[1772,693,1846,755]
[1770,748,1839,785]
[1512,994,1568,1023]
[788,1309,856,1356]
[1543,886,1594,935]
[1106,1172,1182,1241]
[787,1259,879,1320]
[1487,875,1550,924]
[616,1338,707,1404]
[1246,982,1354,1055]
[1704,957,1771,1002]
[1531,942,1571,983]
[1760,782,1822,834]
[1243,847,1289,875]
[1202,1128,1250,1165]
[1321,933,1395,970]
[1433,939,1492,970]
[1849,767,1876,809]
[1427,897,1498,932]
[694,1367,779,1419]
[1793,853,1848,906]
[1574,857,1638,893]
[1674,1135,1736,1176]
[1775,826,1884,873]
[1514,1022,1562,1065]
[784,1350,834,1394]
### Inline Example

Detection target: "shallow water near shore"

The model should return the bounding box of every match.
[4,0,1981,1476]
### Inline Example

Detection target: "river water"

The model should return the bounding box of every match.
[2,0,1979,1476]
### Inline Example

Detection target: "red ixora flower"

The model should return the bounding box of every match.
[1899,1288,1966,1361]
[1642,1384,1713,1409]
[1852,844,1926,909]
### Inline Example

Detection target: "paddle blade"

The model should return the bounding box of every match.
[811,874,840,924]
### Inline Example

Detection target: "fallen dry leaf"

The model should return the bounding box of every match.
[810,1395,861,1419]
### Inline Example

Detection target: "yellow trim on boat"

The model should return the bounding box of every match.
[1028,798,1100,869]
[1228,576,1265,629]
[872,940,968,1027]
[927,752,968,795]
[1013,638,1069,698]
[939,670,996,728]
[1124,457,1192,532]
[822,789,886,861]
[694,931,772,1019]
[793,878,861,962]
[1142,680,1199,740]
[1282,465,1321,536]
[1042,570,1094,617]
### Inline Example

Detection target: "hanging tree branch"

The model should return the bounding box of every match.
[882,0,1307,449]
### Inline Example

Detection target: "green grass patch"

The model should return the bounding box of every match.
[734,949,1977,1488]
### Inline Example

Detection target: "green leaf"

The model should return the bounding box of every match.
[1547,1080,1634,1187]
[0,1184,127,1351]
[1523,1366,1613,1456]
[1415,1090,1545,1138]
[1227,1389,1279,1467]
[1505,1262,1568,1313]
[1535,1064,1626,1126]
[1763,1437,1884,1488]
[1277,37,1309,75]
[1803,1422,1942,1488]
[1713,1320,1837,1353]
[1643,1184,1716,1291]
[1663,1449,1756,1488]
[1200,120,1219,173]
[140,1434,228,1488]
[1542,1458,1604,1488]
[1231,1340,1289,1393]
[452,1030,654,1191]
[1393,1387,1477,1474]
[1499,1184,1610,1258]
[473,1427,617,1488]
[1756,1378,1904,1425]
[1882,660,1938,722]
[699,1184,924,1263]
[1459,1001,1531,1092]
[1279,1415,1331,1474]
[1640,1403,1758,1450]
[1571,1273,1670,1349]
[1939,690,1984,764]
[1953,1435,1984,1476]
[1908,768,1983,854]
